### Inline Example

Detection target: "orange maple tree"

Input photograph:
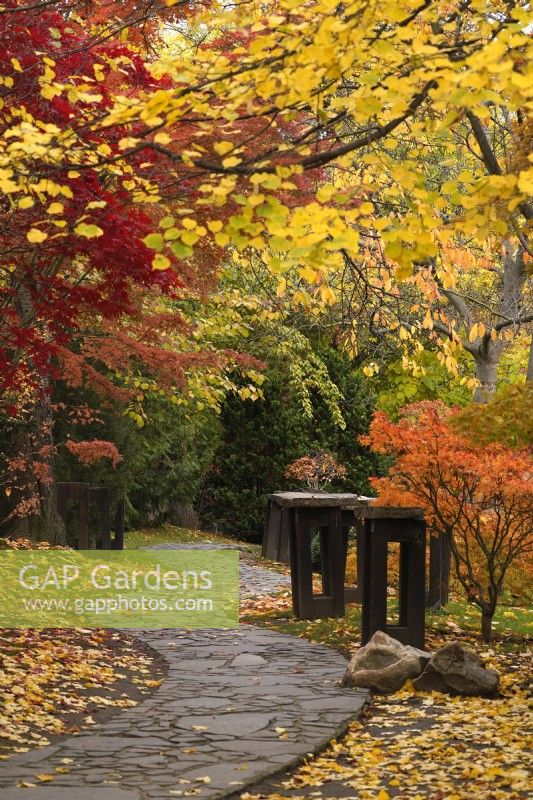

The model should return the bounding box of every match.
[361,401,533,640]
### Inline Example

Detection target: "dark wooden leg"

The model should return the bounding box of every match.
[441,533,451,606]
[290,509,314,619]
[113,499,125,550]
[279,507,291,564]
[399,540,410,626]
[402,521,426,649]
[328,508,346,617]
[78,485,90,550]
[319,525,331,596]
[355,519,364,602]
[361,520,388,644]
[288,508,302,617]
[396,520,426,649]
[428,532,442,608]
[99,488,111,549]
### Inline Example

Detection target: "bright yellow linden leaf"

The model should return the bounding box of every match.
[18,197,35,210]
[213,141,234,156]
[47,202,64,214]
[215,232,230,247]
[222,156,242,168]
[74,223,104,238]
[152,253,171,270]
[27,228,48,243]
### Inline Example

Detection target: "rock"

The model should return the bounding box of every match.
[413,641,499,696]
[343,631,432,694]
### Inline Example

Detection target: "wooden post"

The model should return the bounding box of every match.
[113,498,125,550]
[427,532,451,608]
[357,507,426,649]
[290,508,314,619]
[361,518,388,645]
[78,483,90,550]
[89,487,111,549]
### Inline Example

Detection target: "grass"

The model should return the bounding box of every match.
[124,523,261,555]
[241,597,533,656]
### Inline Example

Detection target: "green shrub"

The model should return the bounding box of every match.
[200,343,384,542]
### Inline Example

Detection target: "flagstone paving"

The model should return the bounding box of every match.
[146,542,292,598]
[0,546,367,800]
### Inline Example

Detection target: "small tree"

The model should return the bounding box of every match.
[285,451,347,492]
[361,401,533,640]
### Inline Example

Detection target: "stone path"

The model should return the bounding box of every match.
[146,542,292,598]
[0,546,367,800]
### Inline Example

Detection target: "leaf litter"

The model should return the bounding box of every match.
[0,627,165,759]
[241,632,532,800]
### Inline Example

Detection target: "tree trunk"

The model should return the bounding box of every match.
[10,392,65,545]
[8,272,66,544]
[473,354,499,403]
[481,609,493,641]
[527,334,533,383]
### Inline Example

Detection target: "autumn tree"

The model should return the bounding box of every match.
[330,108,533,402]
[362,401,533,640]
[0,2,262,538]
[1,0,532,537]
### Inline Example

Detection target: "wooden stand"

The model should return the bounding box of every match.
[356,506,426,649]
[267,493,369,619]
[57,482,124,550]
[265,494,447,612]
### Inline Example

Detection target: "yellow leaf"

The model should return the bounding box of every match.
[47,202,64,215]
[215,232,230,247]
[320,285,336,304]
[222,156,242,168]
[214,141,234,156]
[152,253,171,270]
[36,774,54,782]
[300,267,318,283]
[27,228,48,243]
[207,220,223,233]
[18,197,35,210]
[74,223,104,238]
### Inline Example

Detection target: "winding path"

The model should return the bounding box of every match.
[0,545,367,800]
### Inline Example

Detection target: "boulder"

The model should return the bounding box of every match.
[343,630,432,694]
[413,641,499,696]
